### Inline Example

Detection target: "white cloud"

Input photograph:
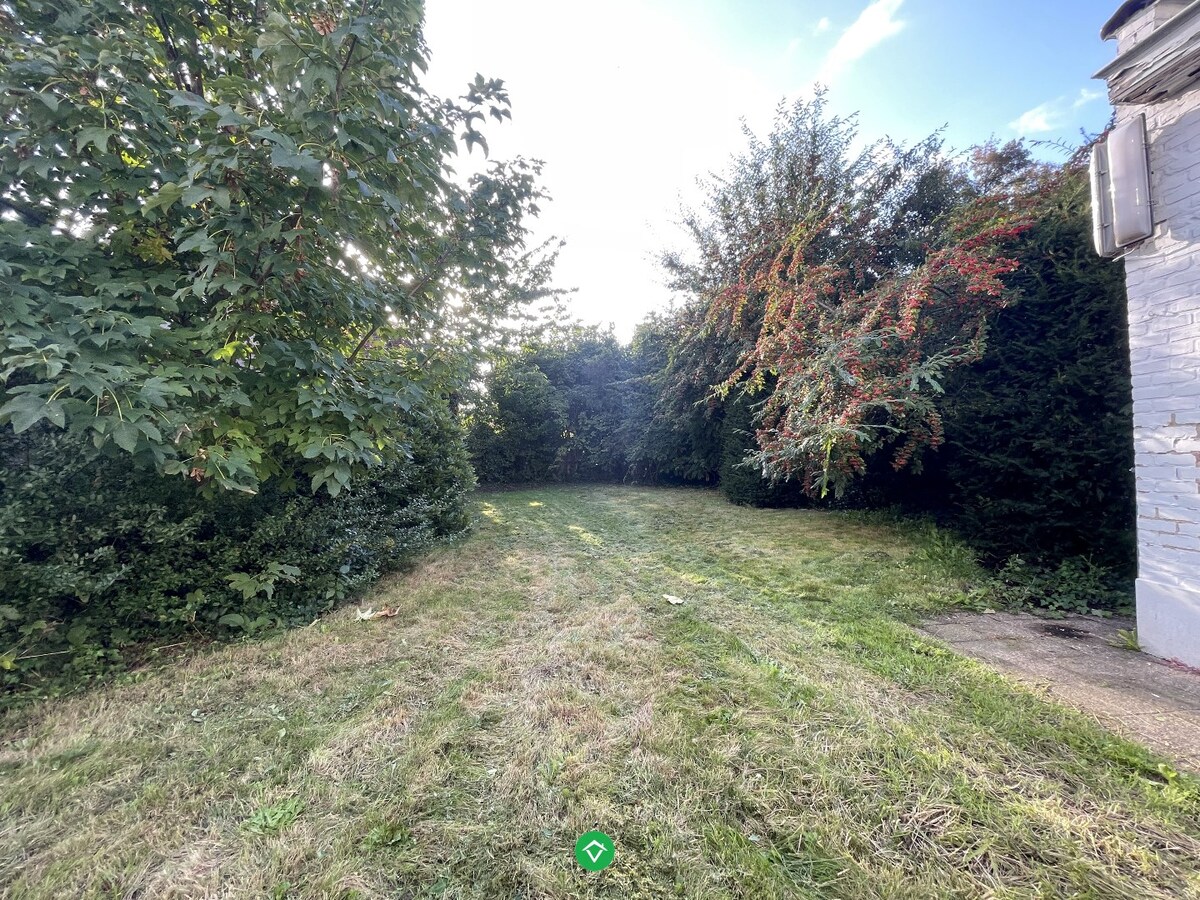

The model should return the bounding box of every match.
[786,17,833,58]
[1010,101,1060,134]
[816,0,906,85]
[1011,86,1108,135]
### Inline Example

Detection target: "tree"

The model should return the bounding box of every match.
[669,93,1034,497]
[0,0,544,494]
[467,325,633,484]
[622,305,733,486]
[468,358,566,484]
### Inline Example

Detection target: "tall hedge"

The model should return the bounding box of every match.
[468,329,633,484]
[909,166,1136,574]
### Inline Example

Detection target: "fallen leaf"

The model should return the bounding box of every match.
[356,607,400,621]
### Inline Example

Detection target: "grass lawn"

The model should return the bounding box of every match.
[2,485,1198,899]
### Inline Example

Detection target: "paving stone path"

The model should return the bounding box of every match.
[923,611,1200,772]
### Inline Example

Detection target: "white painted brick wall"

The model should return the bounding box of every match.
[1110,52,1200,664]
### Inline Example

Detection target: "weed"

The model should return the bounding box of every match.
[986,554,1133,616]
[1110,628,1141,652]
[360,823,412,852]
[242,798,304,836]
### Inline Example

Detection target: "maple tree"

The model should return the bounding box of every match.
[0,0,544,494]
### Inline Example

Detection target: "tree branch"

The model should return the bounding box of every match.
[347,245,456,364]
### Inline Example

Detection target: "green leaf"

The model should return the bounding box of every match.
[177,230,216,254]
[268,563,301,579]
[112,422,140,452]
[270,145,322,176]
[0,2,547,503]
[256,26,288,51]
[225,572,261,600]
[29,91,59,112]
[45,401,66,429]
[0,395,49,433]
[215,106,251,128]
[142,182,185,215]
[76,127,114,154]
[181,184,213,207]
[168,92,212,113]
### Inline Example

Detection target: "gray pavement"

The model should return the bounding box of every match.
[922,611,1200,772]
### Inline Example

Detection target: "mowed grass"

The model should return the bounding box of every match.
[2,486,1199,899]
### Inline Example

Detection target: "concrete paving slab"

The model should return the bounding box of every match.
[921,611,1200,772]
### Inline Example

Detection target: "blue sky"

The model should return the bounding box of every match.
[424,0,1121,337]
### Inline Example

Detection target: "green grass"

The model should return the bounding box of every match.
[2,486,1198,898]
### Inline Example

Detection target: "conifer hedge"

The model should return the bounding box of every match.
[912,167,1136,578]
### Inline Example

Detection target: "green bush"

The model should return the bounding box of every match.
[468,328,632,485]
[911,166,1136,587]
[718,396,805,507]
[0,407,472,701]
[468,360,567,484]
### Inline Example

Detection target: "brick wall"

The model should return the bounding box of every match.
[1113,80,1200,665]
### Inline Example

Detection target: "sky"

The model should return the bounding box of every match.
[423,0,1121,339]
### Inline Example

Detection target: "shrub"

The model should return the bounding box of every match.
[467,328,632,485]
[0,405,472,701]
[984,555,1132,617]
[718,396,805,507]
[467,360,566,484]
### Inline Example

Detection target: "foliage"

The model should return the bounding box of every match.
[242,797,304,835]
[668,94,1036,497]
[909,157,1136,578]
[717,393,804,506]
[360,821,413,852]
[467,326,633,484]
[622,307,730,485]
[468,358,565,483]
[0,0,542,494]
[640,105,1134,603]
[983,554,1131,617]
[1111,628,1141,652]
[533,329,633,481]
[0,406,473,698]
[0,0,552,698]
